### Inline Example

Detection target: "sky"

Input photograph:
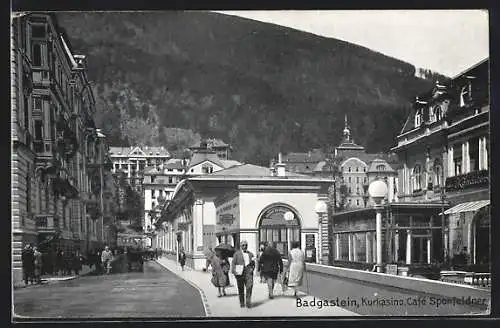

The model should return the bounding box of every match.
[216,10,489,77]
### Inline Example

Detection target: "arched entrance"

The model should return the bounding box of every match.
[257,204,301,257]
[473,207,490,265]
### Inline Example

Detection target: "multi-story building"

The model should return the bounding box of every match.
[11,13,110,285]
[188,138,231,160]
[392,58,490,267]
[309,117,399,211]
[108,146,171,190]
[143,142,241,246]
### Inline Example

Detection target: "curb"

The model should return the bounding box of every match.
[155,260,211,317]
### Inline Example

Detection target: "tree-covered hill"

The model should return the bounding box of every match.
[57,11,439,165]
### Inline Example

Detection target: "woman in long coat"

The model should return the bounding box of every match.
[211,251,230,297]
[287,241,306,297]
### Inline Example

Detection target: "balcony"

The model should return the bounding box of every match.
[35,215,60,233]
[445,170,489,192]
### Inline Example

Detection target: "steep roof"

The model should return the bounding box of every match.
[188,151,224,168]
[367,158,396,173]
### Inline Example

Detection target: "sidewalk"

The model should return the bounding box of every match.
[156,257,359,317]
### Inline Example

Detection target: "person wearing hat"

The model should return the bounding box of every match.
[231,240,255,308]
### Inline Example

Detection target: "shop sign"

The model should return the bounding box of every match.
[219,214,234,225]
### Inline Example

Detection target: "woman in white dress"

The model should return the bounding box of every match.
[287,241,305,297]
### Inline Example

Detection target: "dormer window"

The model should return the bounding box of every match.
[429,105,442,123]
[414,109,423,128]
[376,165,385,171]
[202,163,214,174]
[459,83,472,107]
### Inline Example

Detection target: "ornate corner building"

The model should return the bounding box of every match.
[11,13,113,285]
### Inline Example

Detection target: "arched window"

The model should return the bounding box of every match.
[412,164,422,191]
[433,105,442,121]
[376,164,386,171]
[433,159,443,187]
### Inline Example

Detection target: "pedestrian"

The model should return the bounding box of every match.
[286,241,306,297]
[256,243,266,283]
[179,248,187,271]
[258,241,283,299]
[101,246,113,274]
[95,249,102,274]
[231,240,255,308]
[204,247,215,272]
[21,244,35,285]
[33,246,43,284]
[211,250,230,297]
[72,251,82,275]
[56,249,65,276]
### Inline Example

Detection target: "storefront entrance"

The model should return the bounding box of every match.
[257,205,301,257]
[473,207,490,265]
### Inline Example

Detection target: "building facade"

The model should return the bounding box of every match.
[11,13,110,285]
[392,58,490,267]
[156,161,332,270]
[109,146,171,190]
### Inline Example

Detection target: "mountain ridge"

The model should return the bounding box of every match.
[57,11,440,165]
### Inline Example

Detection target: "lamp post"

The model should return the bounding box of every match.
[314,200,328,264]
[284,211,294,255]
[368,180,388,273]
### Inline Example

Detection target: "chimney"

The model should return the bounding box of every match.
[276,152,286,177]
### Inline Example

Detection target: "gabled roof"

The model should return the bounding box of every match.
[367,158,395,173]
[188,151,224,168]
[109,146,170,157]
[164,158,186,170]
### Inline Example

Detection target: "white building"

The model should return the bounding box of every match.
[109,146,171,181]
[155,158,333,270]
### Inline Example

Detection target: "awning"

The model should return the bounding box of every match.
[441,200,490,215]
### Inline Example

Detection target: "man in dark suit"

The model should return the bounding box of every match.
[231,240,255,308]
[259,242,283,299]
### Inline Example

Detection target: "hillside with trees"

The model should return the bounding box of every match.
[57,11,440,166]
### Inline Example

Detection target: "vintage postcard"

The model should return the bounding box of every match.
[11,10,490,320]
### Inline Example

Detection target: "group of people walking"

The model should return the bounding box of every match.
[207,240,306,309]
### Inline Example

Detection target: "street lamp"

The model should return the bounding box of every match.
[284,211,294,255]
[368,179,388,273]
[314,200,328,264]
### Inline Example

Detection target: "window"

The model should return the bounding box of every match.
[356,177,359,183]
[31,24,46,38]
[434,164,442,187]
[431,105,442,122]
[356,199,360,206]
[460,84,471,107]
[356,167,359,172]
[364,177,367,183]
[348,187,352,194]
[412,165,422,191]
[414,109,423,128]
[356,187,360,195]
[376,165,386,171]
[348,167,351,172]
[32,43,42,67]
[26,168,31,215]
[34,120,43,140]
[348,177,351,183]
[33,97,42,111]
[202,163,214,174]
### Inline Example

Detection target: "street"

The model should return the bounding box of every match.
[13,261,205,318]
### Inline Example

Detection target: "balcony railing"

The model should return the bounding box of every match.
[445,169,489,192]
[35,215,60,231]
